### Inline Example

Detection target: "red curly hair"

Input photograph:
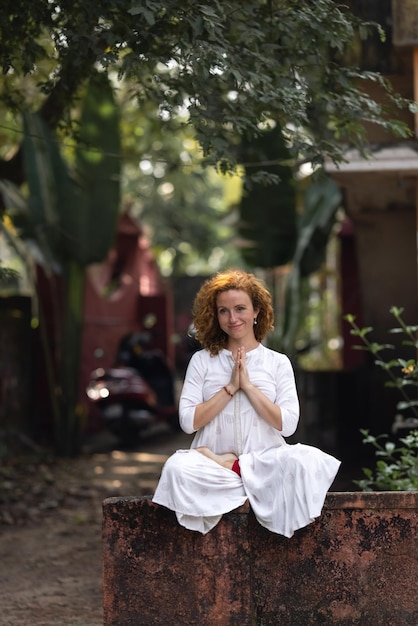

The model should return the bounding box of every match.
[192,269,274,356]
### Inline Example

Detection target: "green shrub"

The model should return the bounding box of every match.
[345,307,418,491]
[354,429,418,491]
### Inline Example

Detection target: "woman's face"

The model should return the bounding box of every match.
[216,289,259,344]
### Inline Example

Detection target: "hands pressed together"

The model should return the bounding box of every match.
[228,346,252,396]
[225,346,283,431]
[193,345,282,431]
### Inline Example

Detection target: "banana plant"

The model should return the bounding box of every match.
[19,71,120,455]
[237,125,341,358]
[239,125,297,268]
[279,174,342,356]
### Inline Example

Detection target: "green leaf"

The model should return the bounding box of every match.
[297,175,342,277]
[22,112,61,253]
[21,112,76,271]
[279,173,342,353]
[390,305,404,316]
[238,124,297,268]
[72,72,121,265]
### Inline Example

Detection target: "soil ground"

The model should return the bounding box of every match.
[0,425,193,626]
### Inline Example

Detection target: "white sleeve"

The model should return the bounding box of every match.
[275,354,300,437]
[178,351,207,434]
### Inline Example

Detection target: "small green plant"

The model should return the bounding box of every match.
[354,429,418,491]
[345,306,418,491]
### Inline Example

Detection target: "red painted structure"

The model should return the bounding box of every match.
[28,212,173,437]
[79,212,173,431]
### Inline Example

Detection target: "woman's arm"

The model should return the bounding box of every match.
[238,347,299,435]
[179,351,239,433]
[192,387,233,430]
[241,382,283,430]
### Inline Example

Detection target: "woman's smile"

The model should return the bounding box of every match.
[216,289,259,347]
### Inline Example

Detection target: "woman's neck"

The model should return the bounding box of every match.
[226,340,260,354]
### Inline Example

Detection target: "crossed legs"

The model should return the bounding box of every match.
[196,446,238,472]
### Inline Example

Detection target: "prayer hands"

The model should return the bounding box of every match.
[230,347,251,393]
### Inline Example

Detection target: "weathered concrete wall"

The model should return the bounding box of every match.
[102,493,418,626]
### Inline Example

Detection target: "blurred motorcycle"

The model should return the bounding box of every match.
[86,332,179,444]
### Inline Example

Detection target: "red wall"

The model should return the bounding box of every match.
[79,214,172,430]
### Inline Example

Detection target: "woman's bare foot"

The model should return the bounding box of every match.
[196,446,238,470]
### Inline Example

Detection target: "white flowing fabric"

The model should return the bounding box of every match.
[152,344,341,538]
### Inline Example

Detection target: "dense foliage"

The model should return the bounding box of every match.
[0,0,412,187]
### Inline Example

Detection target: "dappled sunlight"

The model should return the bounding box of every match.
[82,431,193,497]
[135,479,160,491]
[133,452,169,463]
[104,480,123,489]
[111,464,160,475]
[89,447,173,495]
[109,450,169,463]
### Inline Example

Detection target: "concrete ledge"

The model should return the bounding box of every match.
[102,492,418,626]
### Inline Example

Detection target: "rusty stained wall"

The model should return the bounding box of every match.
[102,493,418,626]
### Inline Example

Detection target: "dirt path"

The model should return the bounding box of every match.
[0,427,193,626]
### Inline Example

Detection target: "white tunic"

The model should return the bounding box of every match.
[152,344,341,537]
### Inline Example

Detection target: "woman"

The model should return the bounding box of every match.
[152,269,340,538]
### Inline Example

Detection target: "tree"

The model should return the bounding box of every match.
[1,74,121,456]
[0,0,413,453]
[0,0,411,191]
[119,95,242,276]
[1,1,411,281]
